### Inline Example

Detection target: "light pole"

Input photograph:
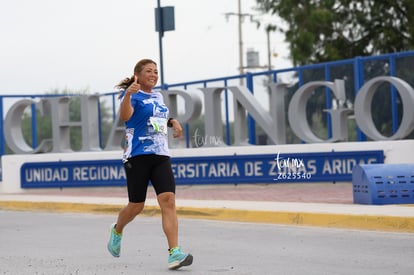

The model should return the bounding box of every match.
[266,27,271,71]
[225,0,252,85]
[237,0,243,85]
[156,0,165,86]
[155,1,175,87]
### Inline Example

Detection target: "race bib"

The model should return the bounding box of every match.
[149,117,168,135]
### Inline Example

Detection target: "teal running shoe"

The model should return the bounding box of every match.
[168,246,193,270]
[107,223,122,257]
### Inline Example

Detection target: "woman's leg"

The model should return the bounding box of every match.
[108,202,144,257]
[117,155,151,232]
[157,192,178,248]
[157,191,193,269]
[115,202,145,233]
[152,157,193,269]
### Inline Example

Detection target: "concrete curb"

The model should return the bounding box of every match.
[1,200,414,233]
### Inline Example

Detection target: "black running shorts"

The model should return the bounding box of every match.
[123,154,175,203]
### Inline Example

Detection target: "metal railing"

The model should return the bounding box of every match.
[1,50,414,160]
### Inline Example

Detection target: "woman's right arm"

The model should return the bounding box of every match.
[119,76,140,122]
[119,92,134,122]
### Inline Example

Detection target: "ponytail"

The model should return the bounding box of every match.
[115,75,135,90]
[115,75,135,98]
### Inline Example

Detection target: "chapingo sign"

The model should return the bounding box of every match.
[3,76,414,154]
[20,150,384,188]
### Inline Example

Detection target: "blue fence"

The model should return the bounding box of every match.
[1,50,414,160]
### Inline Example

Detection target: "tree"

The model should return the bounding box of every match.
[254,0,414,141]
[255,0,414,66]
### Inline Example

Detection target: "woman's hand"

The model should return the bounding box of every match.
[119,76,140,121]
[170,119,183,138]
[126,76,141,95]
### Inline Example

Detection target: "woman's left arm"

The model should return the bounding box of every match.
[168,118,182,138]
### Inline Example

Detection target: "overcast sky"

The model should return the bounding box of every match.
[0,0,291,94]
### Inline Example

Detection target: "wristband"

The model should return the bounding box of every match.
[167,118,174,128]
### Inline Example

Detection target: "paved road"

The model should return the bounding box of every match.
[23,183,355,204]
[1,210,413,275]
